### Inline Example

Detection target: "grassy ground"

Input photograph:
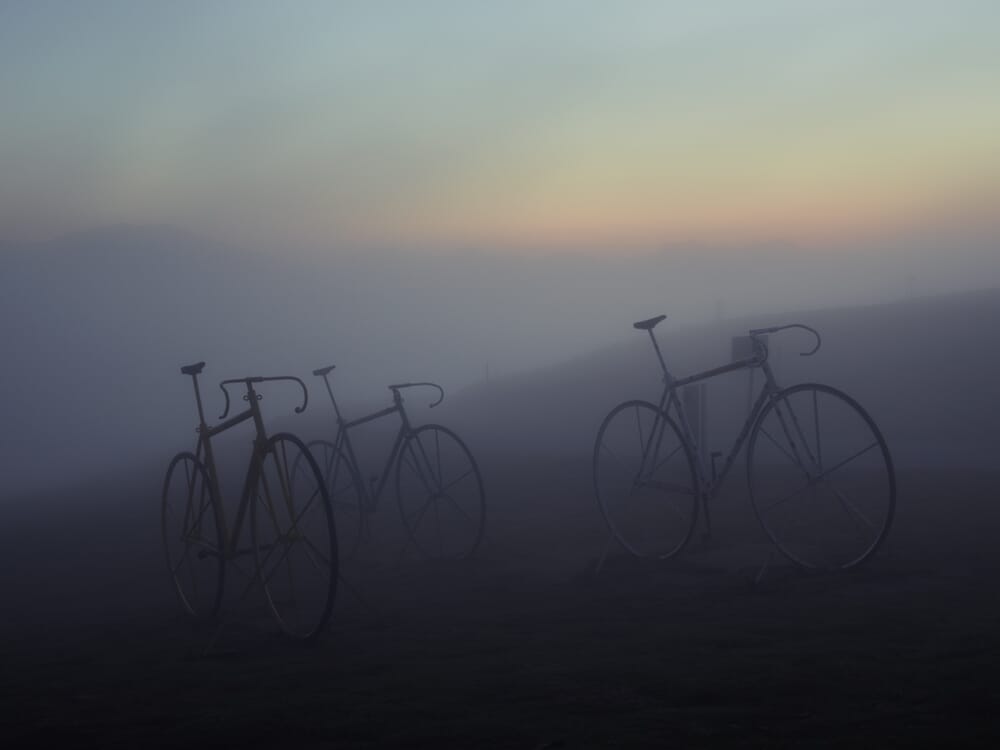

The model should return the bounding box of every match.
[4,459,1000,747]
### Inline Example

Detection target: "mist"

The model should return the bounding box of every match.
[6,2,1000,745]
[1,218,997,499]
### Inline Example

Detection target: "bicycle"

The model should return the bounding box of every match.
[300,365,485,561]
[593,315,896,571]
[161,362,338,642]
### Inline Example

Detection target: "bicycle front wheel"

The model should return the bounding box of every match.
[747,383,896,571]
[161,452,225,621]
[395,425,485,560]
[593,400,700,559]
[250,433,338,642]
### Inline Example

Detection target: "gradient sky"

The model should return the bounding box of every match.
[2,0,999,251]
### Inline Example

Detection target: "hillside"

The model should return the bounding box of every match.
[2,224,998,498]
[432,288,1000,470]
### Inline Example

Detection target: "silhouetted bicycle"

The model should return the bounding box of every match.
[593,316,895,571]
[161,363,337,642]
[301,365,485,561]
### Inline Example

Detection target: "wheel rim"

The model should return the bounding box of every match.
[252,435,338,640]
[593,401,700,559]
[161,453,224,620]
[296,440,364,562]
[748,384,895,571]
[396,426,485,560]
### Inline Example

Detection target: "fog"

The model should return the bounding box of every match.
[1,221,998,500]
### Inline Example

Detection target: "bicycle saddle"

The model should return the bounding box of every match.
[633,315,666,331]
[181,361,205,375]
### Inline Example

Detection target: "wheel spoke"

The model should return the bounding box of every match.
[599,441,631,475]
[396,427,483,560]
[440,467,475,493]
[651,442,684,476]
[594,402,698,560]
[749,385,894,571]
[760,479,815,515]
[413,434,442,490]
[256,469,285,535]
[822,479,875,532]
[644,479,697,495]
[163,454,226,619]
[758,426,812,481]
[813,389,822,472]
[290,484,322,530]
[635,404,645,455]
[260,538,295,588]
[182,488,213,541]
[435,428,443,485]
[405,495,434,535]
[302,535,333,573]
[442,493,476,524]
[810,442,880,484]
[277,441,297,521]
[433,497,443,556]
[780,397,819,471]
[660,495,691,523]
[402,444,436,495]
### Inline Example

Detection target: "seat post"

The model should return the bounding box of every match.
[647,330,671,381]
[321,373,344,424]
[189,372,208,428]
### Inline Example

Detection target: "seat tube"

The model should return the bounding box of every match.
[189,373,208,429]
[321,374,345,423]
[648,330,671,380]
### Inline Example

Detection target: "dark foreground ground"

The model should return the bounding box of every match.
[4,457,1000,747]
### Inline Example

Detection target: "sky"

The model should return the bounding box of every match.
[2,0,999,253]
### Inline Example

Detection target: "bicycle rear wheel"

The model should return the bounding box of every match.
[593,400,699,559]
[747,383,896,571]
[295,439,364,561]
[395,424,485,560]
[250,433,338,642]
[161,452,224,620]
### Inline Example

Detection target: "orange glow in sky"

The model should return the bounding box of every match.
[1,2,998,253]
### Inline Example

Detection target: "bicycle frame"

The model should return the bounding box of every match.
[314,367,444,514]
[332,397,414,513]
[639,322,821,504]
[185,368,309,560]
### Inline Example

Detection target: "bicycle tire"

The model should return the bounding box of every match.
[295,439,365,561]
[250,433,338,642]
[161,451,225,621]
[746,383,896,571]
[395,424,486,560]
[593,400,700,559]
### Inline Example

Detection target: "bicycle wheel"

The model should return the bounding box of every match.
[161,452,225,620]
[294,439,364,561]
[395,424,485,560]
[747,383,896,571]
[593,400,700,559]
[250,433,338,641]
